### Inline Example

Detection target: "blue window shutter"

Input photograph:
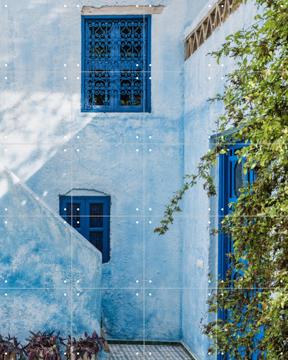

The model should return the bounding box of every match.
[59,195,111,263]
[81,15,151,113]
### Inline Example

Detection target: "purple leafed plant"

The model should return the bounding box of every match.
[24,332,64,360]
[65,332,109,360]
[0,335,23,360]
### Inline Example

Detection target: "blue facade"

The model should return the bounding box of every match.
[0,1,259,359]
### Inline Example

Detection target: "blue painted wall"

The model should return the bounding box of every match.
[0,0,186,342]
[182,1,258,359]
[0,0,261,357]
[0,168,102,341]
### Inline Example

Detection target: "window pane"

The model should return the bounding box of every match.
[89,231,103,253]
[90,203,103,227]
[235,161,244,198]
[67,203,81,228]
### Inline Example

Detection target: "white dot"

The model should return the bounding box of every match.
[136,293,139,296]
[64,208,67,211]
[149,208,152,211]
[208,208,211,211]
[63,63,67,67]
[149,64,152,67]
[221,208,224,211]
[4,208,8,212]
[149,76,152,80]
[208,63,211,67]
[64,148,67,152]
[76,148,80,152]
[4,148,7,152]
[4,4,8,8]
[77,76,80,80]
[148,135,152,139]
[136,208,139,211]
[136,64,139,67]
[77,293,80,296]
[77,280,80,283]
[208,76,211,80]
[136,280,139,283]
[136,148,139,152]
[221,63,224,67]
[64,4,67,8]
[149,280,152,283]
[4,293,7,296]
[4,280,8,283]
[149,293,152,296]
[77,63,80,67]
[64,280,67,283]
[4,220,8,224]
[4,77,8,80]
[136,221,139,224]
[149,148,152,152]
[77,208,80,211]
[149,4,152,7]
[64,293,67,296]
[149,220,152,224]
[64,76,67,80]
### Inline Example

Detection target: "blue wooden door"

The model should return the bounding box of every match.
[218,145,256,359]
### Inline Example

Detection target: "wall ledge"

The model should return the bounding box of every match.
[81,5,165,16]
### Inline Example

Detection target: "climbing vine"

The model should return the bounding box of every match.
[155,0,288,358]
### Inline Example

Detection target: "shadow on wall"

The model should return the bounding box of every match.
[0,167,102,340]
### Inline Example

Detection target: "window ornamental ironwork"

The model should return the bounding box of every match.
[82,16,151,112]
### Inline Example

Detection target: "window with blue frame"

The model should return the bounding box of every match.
[81,15,151,112]
[59,196,110,263]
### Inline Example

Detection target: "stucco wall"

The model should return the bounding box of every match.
[0,0,186,341]
[0,168,102,340]
[182,1,258,359]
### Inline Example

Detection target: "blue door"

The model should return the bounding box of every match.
[218,145,256,359]
[59,195,111,263]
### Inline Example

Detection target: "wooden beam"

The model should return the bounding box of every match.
[185,0,242,60]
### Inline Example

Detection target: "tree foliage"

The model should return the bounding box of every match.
[155,0,288,358]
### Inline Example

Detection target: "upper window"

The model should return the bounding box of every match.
[59,195,111,263]
[81,15,151,113]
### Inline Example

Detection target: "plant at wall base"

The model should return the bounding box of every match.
[0,335,23,360]
[65,332,109,360]
[24,332,63,360]
[155,0,288,358]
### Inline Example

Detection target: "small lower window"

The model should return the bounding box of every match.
[59,195,110,263]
